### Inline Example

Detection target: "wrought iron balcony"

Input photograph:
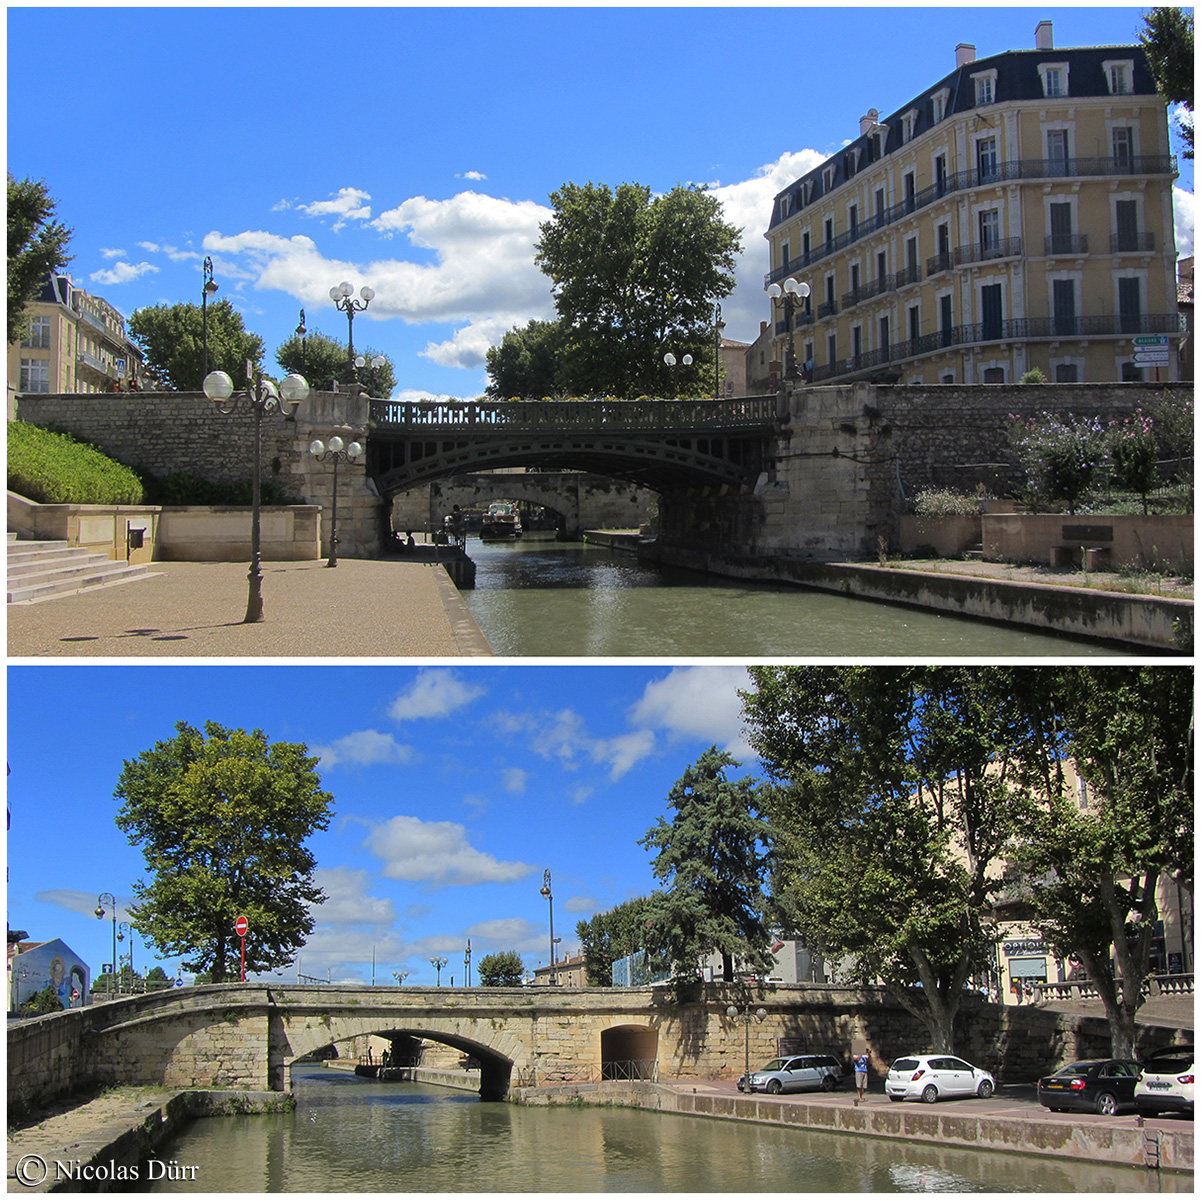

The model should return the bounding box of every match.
[952,237,1022,267]
[1110,231,1156,253]
[1044,234,1090,256]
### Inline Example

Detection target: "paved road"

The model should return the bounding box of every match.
[7,559,493,658]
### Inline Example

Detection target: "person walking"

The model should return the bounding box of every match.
[854,1051,869,1101]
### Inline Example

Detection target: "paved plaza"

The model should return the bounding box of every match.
[6,559,493,658]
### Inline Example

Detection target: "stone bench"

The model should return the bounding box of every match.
[1049,544,1112,570]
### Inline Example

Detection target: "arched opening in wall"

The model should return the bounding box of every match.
[601,1025,658,1081]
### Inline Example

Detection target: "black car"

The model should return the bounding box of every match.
[1037,1059,1141,1115]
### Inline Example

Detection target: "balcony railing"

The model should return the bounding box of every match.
[806,312,1185,383]
[766,153,1177,285]
[840,265,924,312]
[817,299,839,319]
[76,350,118,380]
[1111,231,1156,253]
[1044,234,1090,256]
[952,237,1023,267]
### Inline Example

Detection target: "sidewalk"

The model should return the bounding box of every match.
[7,560,493,658]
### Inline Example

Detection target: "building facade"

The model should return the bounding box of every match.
[8,272,145,400]
[763,22,1183,387]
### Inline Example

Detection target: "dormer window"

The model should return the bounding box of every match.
[1103,59,1134,94]
[779,194,792,219]
[900,108,918,144]
[802,180,814,206]
[1038,62,1069,98]
[931,88,950,123]
[822,165,835,193]
[972,69,998,106]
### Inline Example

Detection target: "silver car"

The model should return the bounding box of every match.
[739,1054,843,1094]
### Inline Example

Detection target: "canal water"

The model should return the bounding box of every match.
[147,1068,1184,1192]
[459,537,1129,657]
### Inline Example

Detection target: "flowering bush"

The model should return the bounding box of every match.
[912,487,984,517]
[1007,412,1112,513]
[1108,410,1159,513]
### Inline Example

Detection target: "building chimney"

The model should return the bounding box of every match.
[1035,20,1053,50]
[956,43,976,67]
[859,108,880,137]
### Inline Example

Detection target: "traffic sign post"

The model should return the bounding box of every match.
[1132,335,1170,347]
[234,915,249,981]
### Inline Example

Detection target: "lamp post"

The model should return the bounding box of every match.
[392,970,409,986]
[94,893,118,999]
[118,921,133,990]
[464,939,472,987]
[765,276,811,381]
[201,257,219,380]
[713,304,725,400]
[203,364,310,622]
[308,434,362,568]
[540,869,557,986]
[429,955,448,986]
[329,281,375,385]
[295,310,307,376]
[355,355,387,398]
[726,1004,768,1083]
[662,351,693,399]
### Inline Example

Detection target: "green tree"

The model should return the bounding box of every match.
[276,330,396,398]
[742,667,1031,1053]
[144,965,172,992]
[19,984,64,1016]
[638,748,773,989]
[576,895,659,986]
[535,182,740,399]
[485,319,565,400]
[476,950,526,986]
[114,720,334,983]
[7,174,73,344]
[1140,7,1194,157]
[127,299,264,392]
[1008,667,1193,1058]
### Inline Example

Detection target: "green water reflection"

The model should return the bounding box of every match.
[145,1069,1185,1193]
[460,538,1131,657]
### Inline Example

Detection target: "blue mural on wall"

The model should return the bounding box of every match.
[9,938,90,1010]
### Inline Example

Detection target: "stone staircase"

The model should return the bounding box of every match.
[7,534,154,604]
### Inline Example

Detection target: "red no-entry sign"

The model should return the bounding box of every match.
[235,915,249,937]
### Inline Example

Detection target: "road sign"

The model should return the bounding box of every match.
[1132,335,1169,347]
[1132,350,1171,365]
[235,915,249,937]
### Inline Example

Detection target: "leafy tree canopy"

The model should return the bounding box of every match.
[476,950,526,987]
[638,747,773,990]
[485,319,565,400]
[7,174,73,344]
[127,299,264,392]
[743,667,1033,1052]
[1140,7,1194,156]
[535,182,740,399]
[114,720,334,982]
[276,330,396,398]
[575,895,659,986]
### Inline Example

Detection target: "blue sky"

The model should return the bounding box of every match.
[6,664,760,986]
[8,5,1192,400]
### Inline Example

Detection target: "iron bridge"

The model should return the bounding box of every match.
[366,396,784,495]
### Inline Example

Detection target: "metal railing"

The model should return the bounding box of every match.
[766,154,1177,284]
[513,1059,659,1088]
[1111,232,1156,253]
[1044,234,1090,256]
[952,237,1023,267]
[370,396,780,431]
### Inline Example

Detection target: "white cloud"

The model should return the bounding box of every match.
[464,916,541,949]
[457,171,487,182]
[388,668,486,722]
[1174,185,1194,260]
[35,889,133,922]
[311,729,415,769]
[502,767,527,793]
[420,317,511,370]
[365,814,534,886]
[137,241,202,263]
[297,187,373,231]
[310,867,397,926]
[630,666,754,759]
[100,247,126,259]
[492,707,656,780]
[89,261,159,286]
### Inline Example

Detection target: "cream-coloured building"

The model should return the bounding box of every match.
[8,272,144,400]
[763,22,1183,387]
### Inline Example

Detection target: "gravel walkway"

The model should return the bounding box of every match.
[7,559,493,658]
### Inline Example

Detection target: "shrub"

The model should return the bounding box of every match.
[1007,412,1111,514]
[1019,367,1047,384]
[1108,411,1159,513]
[912,487,983,517]
[140,473,295,506]
[7,421,144,505]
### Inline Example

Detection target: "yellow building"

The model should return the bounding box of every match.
[8,272,144,400]
[764,22,1183,387]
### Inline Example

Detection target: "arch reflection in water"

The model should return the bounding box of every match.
[147,1069,1185,1193]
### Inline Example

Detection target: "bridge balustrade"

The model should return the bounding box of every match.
[370,397,779,432]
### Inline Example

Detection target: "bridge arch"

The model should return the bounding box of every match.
[600,1024,659,1080]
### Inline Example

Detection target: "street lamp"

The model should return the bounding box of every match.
[663,351,693,399]
[295,310,307,376]
[201,257,219,380]
[355,355,387,398]
[726,1004,768,1083]
[540,869,558,986]
[329,281,375,385]
[308,434,362,568]
[713,304,725,400]
[765,276,811,381]
[464,939,472,987]
[203,364,310,622]
[392,970,409,985]
[118,921,134,989]
[94,893,118,1000]
[429,955,448,986]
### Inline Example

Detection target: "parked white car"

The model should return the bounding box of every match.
[886,1054,996,1104]
[739,1054,843,1094]
[1135,1044,1194,1118]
